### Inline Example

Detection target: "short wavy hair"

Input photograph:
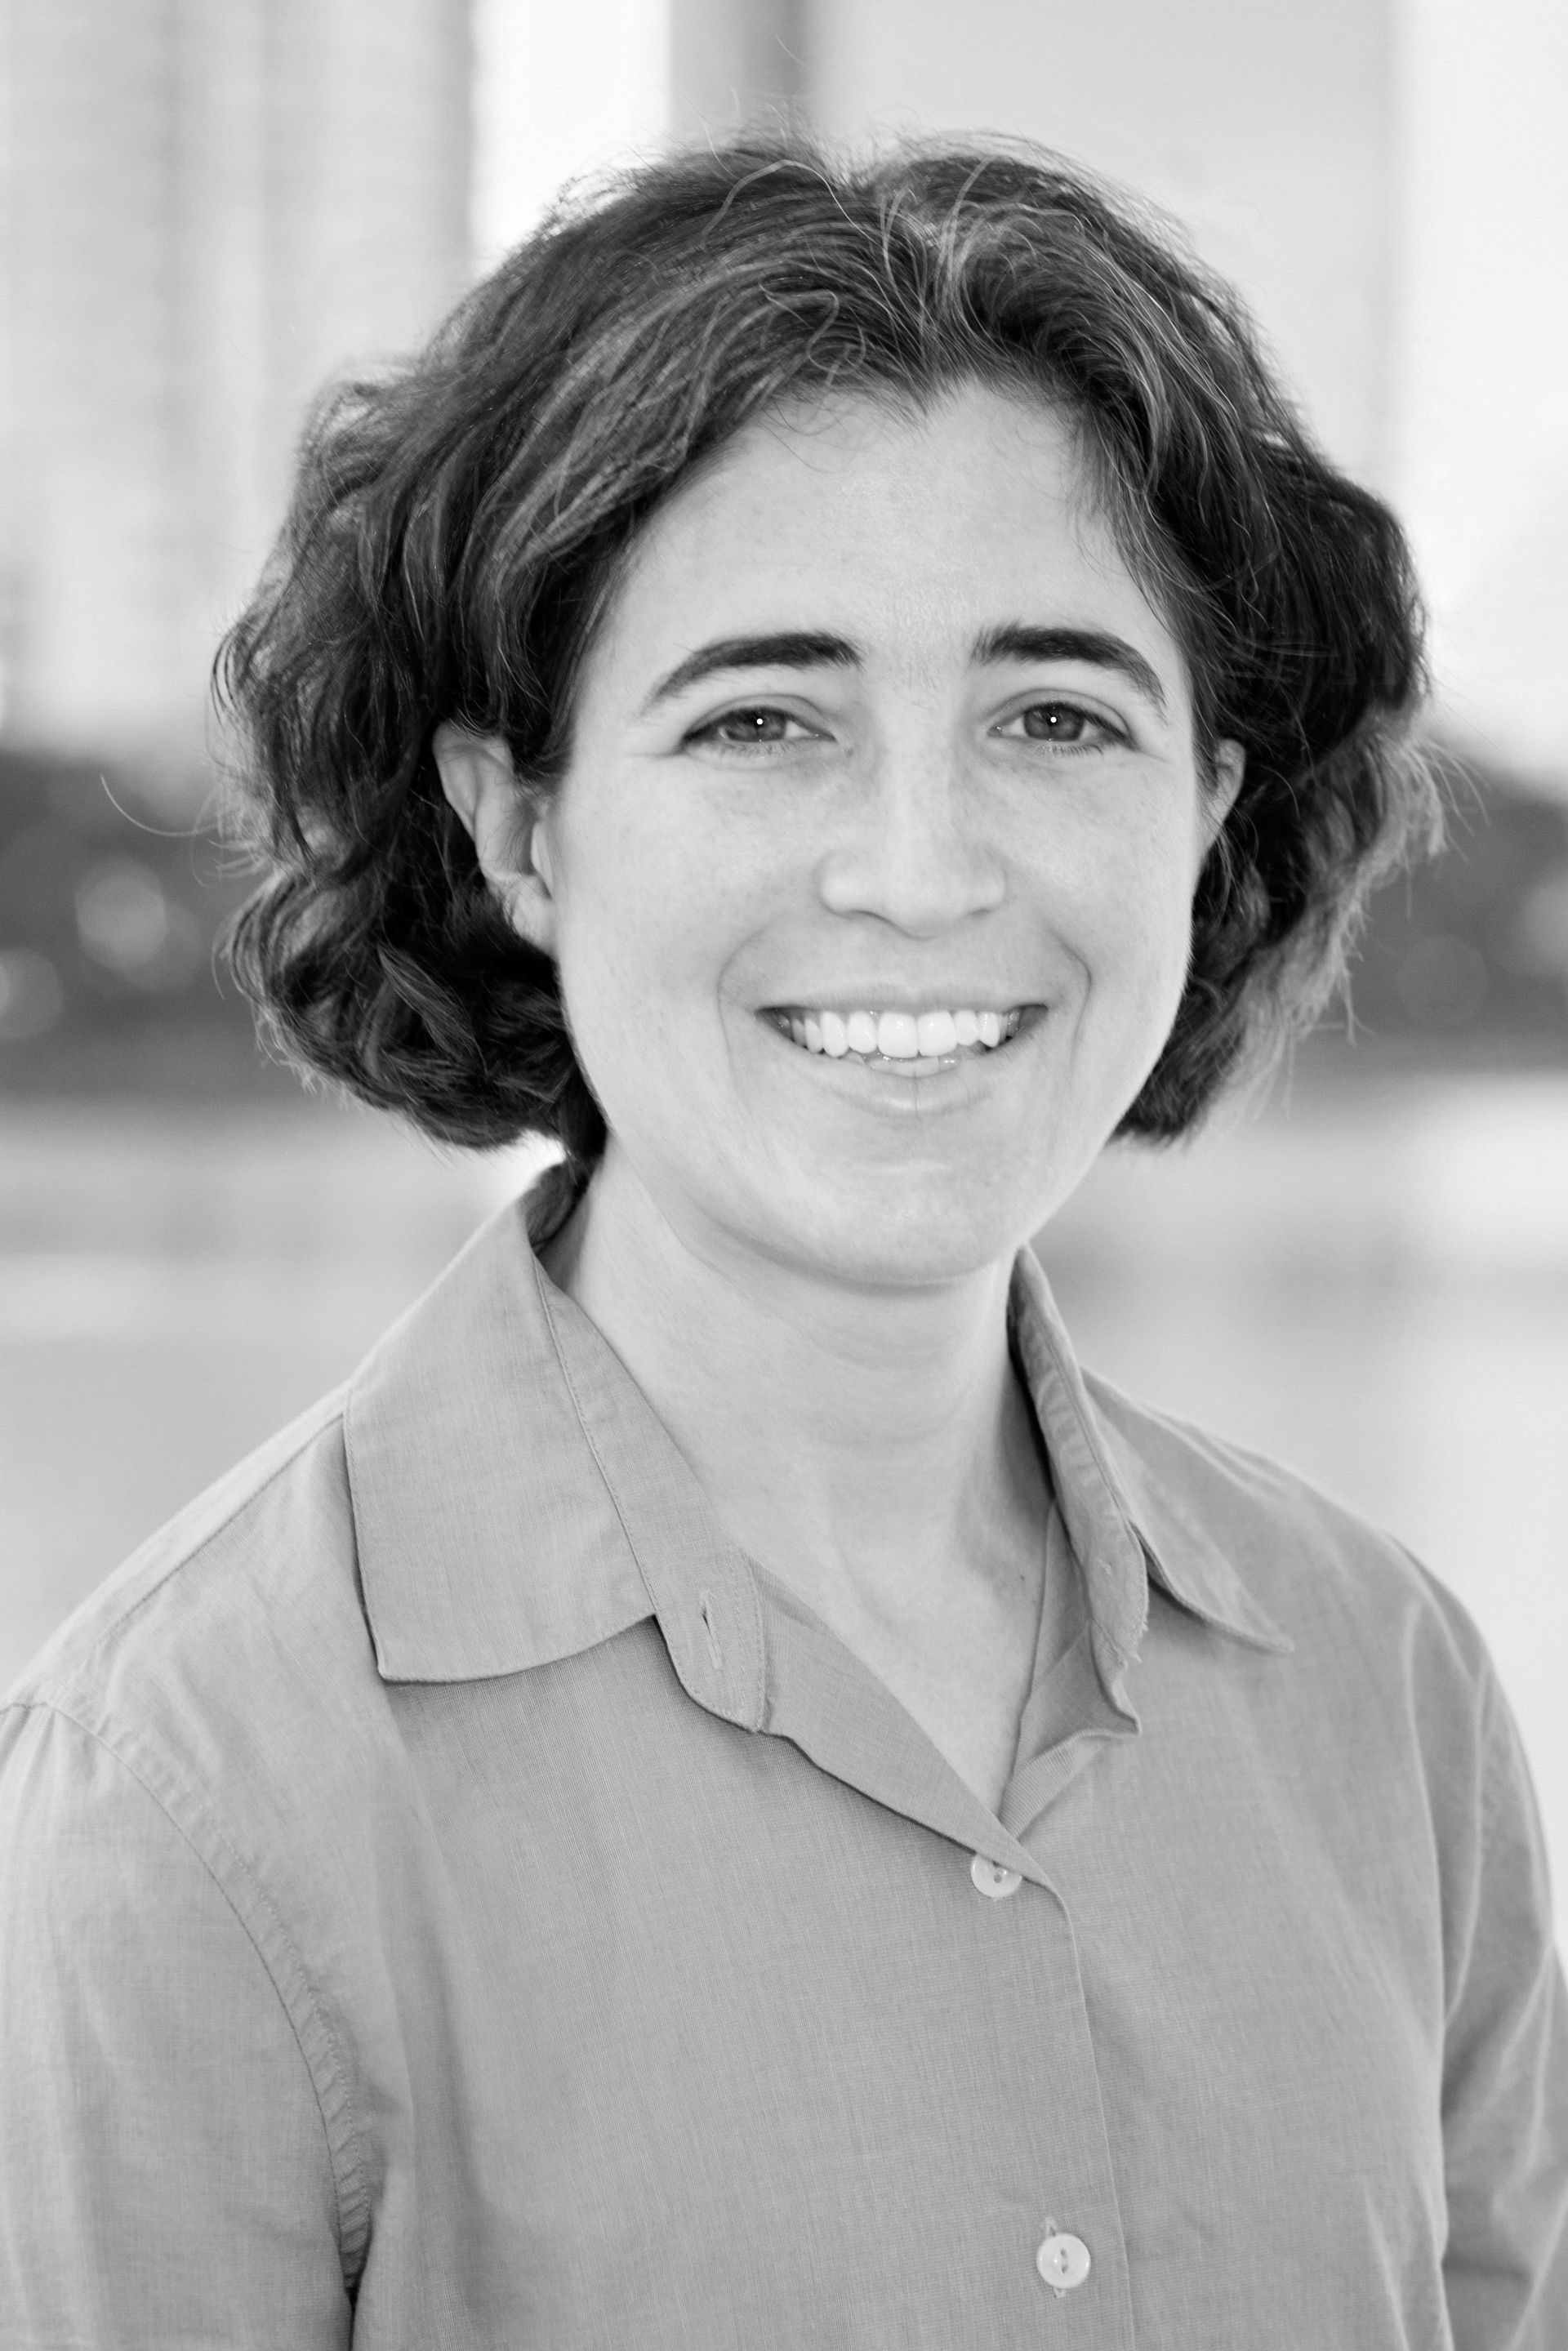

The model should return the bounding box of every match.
[217,130,1436,1170]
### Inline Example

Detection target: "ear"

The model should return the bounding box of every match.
[432,723,558,957]
[1205,739,1246,845]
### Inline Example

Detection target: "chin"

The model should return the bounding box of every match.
[765,1178,1025,1289]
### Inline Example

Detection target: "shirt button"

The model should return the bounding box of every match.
[1036,2231,1092,2295]
[969,1852,1022,1899]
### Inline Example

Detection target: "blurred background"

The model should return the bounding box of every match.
[2,0,1565,1898]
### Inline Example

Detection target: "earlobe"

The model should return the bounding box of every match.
[431,722,558,954]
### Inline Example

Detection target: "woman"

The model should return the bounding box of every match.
[2,132,1563,2347]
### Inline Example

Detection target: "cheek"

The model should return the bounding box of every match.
[545,828,647,1068]
[553,815,738,1054]
[1049,811,1199,1005]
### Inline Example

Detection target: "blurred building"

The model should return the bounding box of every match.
[2,0,1566,804]
[0,0,470,794]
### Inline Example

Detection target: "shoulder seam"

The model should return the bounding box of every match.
[1,1695,371,2284]
[17,1391,350,1703]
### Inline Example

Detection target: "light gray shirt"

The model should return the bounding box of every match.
[2,1161,1565,2346]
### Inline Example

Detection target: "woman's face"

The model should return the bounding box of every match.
[479,381,1238,1286]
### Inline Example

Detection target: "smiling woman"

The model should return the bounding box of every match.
[430,383,1239,1287]
[213,138,1431,1169]
[2,132,1564,2351]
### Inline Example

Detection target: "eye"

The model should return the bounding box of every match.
[687,705,820,752]
[996,700,1123,750]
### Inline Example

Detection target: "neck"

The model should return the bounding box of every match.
[538,1150,1051,1642]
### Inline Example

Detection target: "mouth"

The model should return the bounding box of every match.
[759,1004,1041,1079]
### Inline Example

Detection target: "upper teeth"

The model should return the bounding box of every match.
[777,1008,1023,1059]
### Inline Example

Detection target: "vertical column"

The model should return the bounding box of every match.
[471,0,670,269]
[2,0,189,751]
[0,0,20,729]
[260,0,472,437]
[168,0,272,732]
[1390,0,1568,779]
[668,0,805,133]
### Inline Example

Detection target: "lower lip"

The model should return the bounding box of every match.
[757,1009,1042,1097]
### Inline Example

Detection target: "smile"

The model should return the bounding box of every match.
[761,1004,1035,1079]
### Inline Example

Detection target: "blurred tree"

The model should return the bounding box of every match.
[1316,751,1568,1070]
[0,752,287,1098]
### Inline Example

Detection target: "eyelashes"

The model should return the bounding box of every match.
[686,707,822,751]
[684,697,1126,758]
[991,701,1125,750]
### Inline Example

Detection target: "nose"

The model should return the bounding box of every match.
[814,733,1006,935]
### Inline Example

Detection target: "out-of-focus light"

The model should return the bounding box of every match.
[1396,933,1490,1026]
[74,860,201,988]
[0,948,65,1041]
[75,861,168,970]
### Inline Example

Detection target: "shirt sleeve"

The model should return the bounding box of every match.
[0,1699,352,2350]
[1441,1667,1568,2349]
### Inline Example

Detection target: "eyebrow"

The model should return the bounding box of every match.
[640,633,858,715]
[640,623,1169,718]
[972,624,1168,718]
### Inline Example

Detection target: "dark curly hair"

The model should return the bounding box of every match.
[216,128,1436,1172]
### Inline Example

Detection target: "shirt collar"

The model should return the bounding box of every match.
[345,1164,1290,1706]
[1005,1247,1293,1665]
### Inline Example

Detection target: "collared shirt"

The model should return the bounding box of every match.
[2,1160,1565,2349]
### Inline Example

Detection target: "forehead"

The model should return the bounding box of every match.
[592,381,1175,683]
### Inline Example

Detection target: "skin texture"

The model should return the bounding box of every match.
[435,381,1241,1801]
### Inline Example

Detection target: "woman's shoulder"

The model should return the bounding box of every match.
[1,1380,388,1841]
[0,1394,387,2301]
[8,1382,357,1690]
[1082,1364,1499,1700]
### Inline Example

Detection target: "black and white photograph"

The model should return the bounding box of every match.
[2,1,1566,2342]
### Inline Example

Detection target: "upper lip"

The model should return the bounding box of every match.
[763,995,1034,1013]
